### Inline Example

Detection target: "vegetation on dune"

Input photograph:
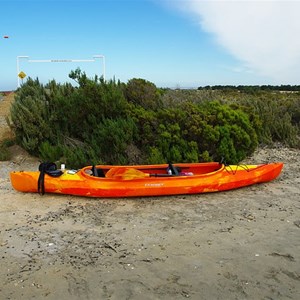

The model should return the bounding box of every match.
[0,138,14,160]
[8,69,300,167]
[198,84,300,92]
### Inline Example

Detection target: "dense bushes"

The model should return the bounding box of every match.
[10,71,300,168]
[222,91,300,147]
[162,88,300,148]
[11,73,135,167]
[238,96,299,147]
[129,100,257,164]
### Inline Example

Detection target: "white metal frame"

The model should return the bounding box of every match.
[16,55,105,88]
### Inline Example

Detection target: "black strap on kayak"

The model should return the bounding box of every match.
[92,165,99,177]
[91,165,105,177]
[219,157,229,166]
[167,162,180,176]
[37,162,63,195]
[92,165,105,177]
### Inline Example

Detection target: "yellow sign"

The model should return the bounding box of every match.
[18,71,26,79]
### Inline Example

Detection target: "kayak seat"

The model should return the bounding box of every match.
[91,166,105,177]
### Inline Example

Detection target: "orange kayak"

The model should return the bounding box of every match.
[10,162,283,198]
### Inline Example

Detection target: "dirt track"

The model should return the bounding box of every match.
[0,94,300,299]
[0,92,14,141]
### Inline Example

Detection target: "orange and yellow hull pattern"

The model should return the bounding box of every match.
[10,162,283,198]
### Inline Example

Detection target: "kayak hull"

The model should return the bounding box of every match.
[10,162,283,198]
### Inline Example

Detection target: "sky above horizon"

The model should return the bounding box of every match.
[1,0,300,91]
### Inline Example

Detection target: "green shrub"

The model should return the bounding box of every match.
[62,146,99,169]
[180,101,258,163]
[88,117,137,164]
[125,78,162,110]
[39,141,63,163]
[146,147,165,164]
[11,78,55,154]
[14,73,298,167]
[129,100,256,164]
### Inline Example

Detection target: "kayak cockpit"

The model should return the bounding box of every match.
[80,162,224,180]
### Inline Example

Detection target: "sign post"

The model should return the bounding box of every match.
[18,71,27,86]
[16,56,29,88]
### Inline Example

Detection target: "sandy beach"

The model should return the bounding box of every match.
[1,94,300,299]
[0,145,299,300]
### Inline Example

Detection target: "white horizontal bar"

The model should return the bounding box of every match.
[28,59,95,63]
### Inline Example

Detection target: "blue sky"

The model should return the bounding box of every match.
[1,0,300,91]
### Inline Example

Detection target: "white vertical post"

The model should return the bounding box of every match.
[93,55,106,81]
[16,56,29,88]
